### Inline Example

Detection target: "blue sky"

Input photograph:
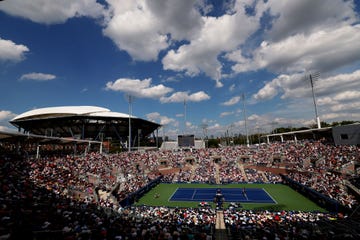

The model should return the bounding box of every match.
[1,0,360,138]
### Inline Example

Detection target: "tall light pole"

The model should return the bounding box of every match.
[200,123,208,148]
[183,98,187,135]
[308,73,321,129]
[255,126,261,144]
[242,93,250,147]
[126,94,133,152]
[137,129,141,150]
[162,124,167,142]
[271,121,278,134]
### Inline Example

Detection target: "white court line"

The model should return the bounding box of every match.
[262,188,278,204]
[168,187,179,201]
[191,189,197,200]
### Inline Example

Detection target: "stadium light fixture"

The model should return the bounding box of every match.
[307,73,321,129]
[200,123,208,148]
[242,93,250,147]
[271,121,278,134]
[183,98,187,135]
[126,94,133,152]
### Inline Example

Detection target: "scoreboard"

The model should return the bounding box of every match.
[178,134,195,147]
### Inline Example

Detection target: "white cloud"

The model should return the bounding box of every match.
[145,112,176,126]
[105,78,173,99]
[3,0,358,94]
[322,112,360,121]
[20,72,56,81]
[207,123,224,135]
[0,110,17,132]
[317,97,336,106]
[185,121,194,128]
[0,38,29,62]
[103,0,203,61]
[0,0,104,24]
[0,126,15,132]
[146,0,204,40]
[253,74,301,101]
[161,75,182,83]
[105,77,210,104]
[229,84,236,92]
[330,102,360,112]
[103,1,168,61]
[222,96,241,106]
[162,0,262,86]
[315,70,360,97]
[200,112,325,137]
[248,115,310,131]
[247,114,261,122]
[253,70,360,102]
[220,111,234,118]
[317,90,360,107]
[0,110,17,121]
[253,70,360,124]
[253,81,279,101]
[160,91,210,103]
[333,91,360,102]
[233,24,360,74]
[266,0,357,41]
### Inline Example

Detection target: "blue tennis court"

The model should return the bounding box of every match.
[170,188,276,203]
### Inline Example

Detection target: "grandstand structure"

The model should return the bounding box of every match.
[160,134,205,150]
[265,127,333,143]
[265,123,360,145]
[1,120,359,239]
[160,139,205,150]
[10,106,161,150]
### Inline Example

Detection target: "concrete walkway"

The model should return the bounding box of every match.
[237,163,248,182]
[215,210,228,240]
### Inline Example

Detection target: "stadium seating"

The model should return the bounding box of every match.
[0,139,359,239]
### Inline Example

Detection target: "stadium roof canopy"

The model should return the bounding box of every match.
[0,130,101,145]
[10,106,161,143]
[264,127,333,143]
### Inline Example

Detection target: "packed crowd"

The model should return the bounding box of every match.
[5,139,359,210]
[1,153,215,239]
[288,171,358,209]
[219,160,245,183]
[1,139,359,239]
[223,208,358,239]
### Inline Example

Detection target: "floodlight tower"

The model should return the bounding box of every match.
[126,94,133,152]
[242,93,250,147]
[183,98,187,134]
[308,73,321,129]
[271,121,278,134]
[200,123,208,139]
[200,123,208,148]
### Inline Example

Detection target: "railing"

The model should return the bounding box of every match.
[281,174,352,214]
[118,176,163,207]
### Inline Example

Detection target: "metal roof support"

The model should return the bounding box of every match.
[73,142,77,156]
[68,127,74,138]
[94,125,106,141]
[111,124,122,141]
[100,142,103,154]
[82,123,85,139]
[156,128,159,148]
[36,143,40,159]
